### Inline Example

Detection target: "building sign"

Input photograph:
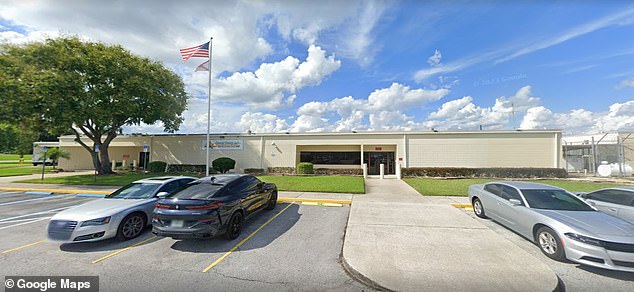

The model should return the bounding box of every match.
[375,147,382,151]
[201,139,243,150]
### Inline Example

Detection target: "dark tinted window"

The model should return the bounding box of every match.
[522,189,594,211]
[587,189,634,206]
[168,182,223,200]
[484,184,503,198]
[502,186,523,202]
[107,183,161,199]
[158,181,180,195]
[300,152,361,165]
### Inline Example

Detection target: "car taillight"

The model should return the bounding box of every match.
[186,202,224,210]
[155,203,171,209]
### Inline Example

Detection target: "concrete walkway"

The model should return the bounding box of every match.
[342,178,560,292]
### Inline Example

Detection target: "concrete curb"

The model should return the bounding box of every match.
[0,187,352,204]
[340,253,391,291]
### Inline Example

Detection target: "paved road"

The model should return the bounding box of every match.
[0,191,370,291]
[460,207,634,292]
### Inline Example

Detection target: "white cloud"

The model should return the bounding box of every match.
[367,83,448,111]
[237,112,289,133]
[520,101,634,134]
[593,101,634,132]
[338,1,389,66]
[287,83,448,132]
[425,85,541,130]
[427,49,442,67]
[617,77,634,89]
[211,45,340,109]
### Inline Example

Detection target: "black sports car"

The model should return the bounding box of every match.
[152,174,278,240]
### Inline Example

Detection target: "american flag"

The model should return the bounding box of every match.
[179,42,209,62]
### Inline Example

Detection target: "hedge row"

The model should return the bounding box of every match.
[314,168,363,175]
[166,164,211,174]
[401,167,568,178]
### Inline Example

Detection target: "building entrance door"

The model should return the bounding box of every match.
[139,152,150,170]
[364,152,395,175]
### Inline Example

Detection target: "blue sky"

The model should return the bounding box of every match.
[2,0,634,135]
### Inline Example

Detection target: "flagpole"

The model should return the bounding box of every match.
[206,37,213,176]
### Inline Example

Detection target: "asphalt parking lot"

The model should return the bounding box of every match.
[459,206,634,292]
[0,191,371,291]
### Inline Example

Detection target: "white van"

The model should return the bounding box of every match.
[32,142,60,166]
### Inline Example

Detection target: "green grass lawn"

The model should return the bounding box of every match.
[257,175,365,193]
[0,166,54,177]
[18,173,365,193]
[404,178,628,197]
[18,172,201,186]
[0,154,32,161]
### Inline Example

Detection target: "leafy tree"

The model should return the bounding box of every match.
[45,147,70,169]
[0,37,188,174]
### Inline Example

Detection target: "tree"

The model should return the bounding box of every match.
[45,147,70,169]
[0,37,188,174]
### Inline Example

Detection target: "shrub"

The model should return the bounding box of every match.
[147,161,167,173]
[401,167,567,178]
[297,162,314,174]
[267,167,295,175]
[244,168,265,174]
[313,168,363,175]
[213,157,236,174]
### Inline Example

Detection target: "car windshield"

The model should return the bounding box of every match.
[522,189,595,211]
[167,183,223,200]
[106,183,161,199]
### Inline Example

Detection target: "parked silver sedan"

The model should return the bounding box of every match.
[47,176,196,243]
[579,187,634,223]
[468,181,634,272]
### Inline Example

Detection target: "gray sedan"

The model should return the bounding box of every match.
[47,176,196,243]
[579,187,634,223]
[468,181,634,272]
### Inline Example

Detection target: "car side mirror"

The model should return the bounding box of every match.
[509,199,522,206]
[156,191,170,198]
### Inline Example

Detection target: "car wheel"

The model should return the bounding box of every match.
[225,212,243,240]
[472,198,488,219]
[117,213,146,241]
[536,227,566,261]
[265,191,277,210]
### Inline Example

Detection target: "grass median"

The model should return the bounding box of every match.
[257,175,365,194]
[404,178,628,197]
[18,172,366,193]
[0,166,54,177]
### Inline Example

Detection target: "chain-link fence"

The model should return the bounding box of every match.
[562,132,633,176]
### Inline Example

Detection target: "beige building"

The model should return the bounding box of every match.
[58,130,562,174]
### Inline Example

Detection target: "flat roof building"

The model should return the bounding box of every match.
[58,130,562,173]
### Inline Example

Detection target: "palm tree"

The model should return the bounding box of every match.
[45,147,70,170]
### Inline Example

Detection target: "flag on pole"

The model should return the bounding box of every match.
[195,60,210,72]
[179,42,210,62]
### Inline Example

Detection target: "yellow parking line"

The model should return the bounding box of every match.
[202,202,295,273]
[92,235,158,264]
[2,240,45,254]
[450,203,472,208]
[301,202,343,207]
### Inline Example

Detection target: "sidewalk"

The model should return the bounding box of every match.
[342,178,560,292]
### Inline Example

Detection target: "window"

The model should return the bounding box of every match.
[522,189,594,211]
[501,186,524,204]
[484,184,502,197]
[587,190,634,206]
[300,152,361,165]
